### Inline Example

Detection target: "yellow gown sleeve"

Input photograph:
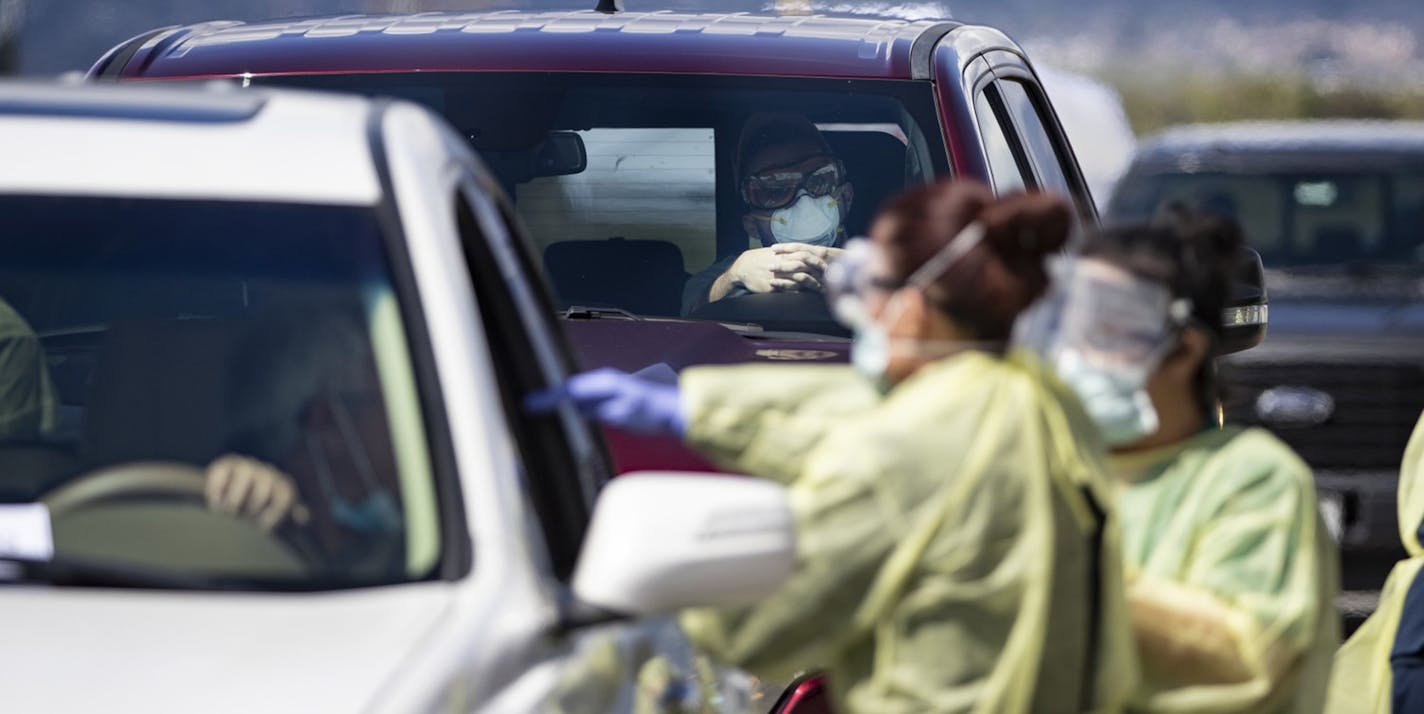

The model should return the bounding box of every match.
[680,364,879,484]
[683,357,1066,713]
[1132,432,1332,712]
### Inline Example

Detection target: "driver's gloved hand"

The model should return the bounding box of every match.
[728,243,839,293]
[205,455,311,531]
[524,368,687,437]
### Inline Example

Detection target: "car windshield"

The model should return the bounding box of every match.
[1110,170,1424,270]
[257,72,949,335]
[0,196,440,590]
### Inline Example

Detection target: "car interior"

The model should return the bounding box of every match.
[256,72,951,333]
[0,197,428,585]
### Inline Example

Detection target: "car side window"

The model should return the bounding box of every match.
[455,181,611,580]
[996,79,1076,201]
[974,87,1029,195]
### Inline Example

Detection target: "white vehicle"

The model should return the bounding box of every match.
[0,82,795,713]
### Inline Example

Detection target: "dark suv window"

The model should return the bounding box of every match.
[1111,171,1424,268]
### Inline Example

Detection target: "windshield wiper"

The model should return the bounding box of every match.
[559,305,644,321]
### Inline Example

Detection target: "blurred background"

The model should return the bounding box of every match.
[3,0,1424,134]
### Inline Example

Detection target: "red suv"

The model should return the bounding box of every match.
[91,8,1100,475]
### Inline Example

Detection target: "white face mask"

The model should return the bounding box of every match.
[768,191,840,246]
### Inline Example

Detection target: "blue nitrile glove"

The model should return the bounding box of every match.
[524,367,686,437]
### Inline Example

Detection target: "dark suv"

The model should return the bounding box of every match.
[1109,120,1424,624]
[91,8,1103,473]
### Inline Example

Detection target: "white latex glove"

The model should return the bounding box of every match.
[726,243,843,294]
[205,454,311,531]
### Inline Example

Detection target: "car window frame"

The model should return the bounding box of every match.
[979,52,1099,221]
[454,174,612,581]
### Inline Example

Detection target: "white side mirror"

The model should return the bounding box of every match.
[572,472,795,615]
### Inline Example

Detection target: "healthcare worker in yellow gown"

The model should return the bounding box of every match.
[1019,206,1339,713]
[531,181,1137,713]
[1325,413,1424,714]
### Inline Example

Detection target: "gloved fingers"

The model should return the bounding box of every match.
[775,251,830,275]
[768,277,801,291]
[205,456,236,513]
[524,368,632,414]
[258,475,297,532]
[780,271,823,290]
[523,383,572,414]
[218,459,257,515]
[242,461,276,520]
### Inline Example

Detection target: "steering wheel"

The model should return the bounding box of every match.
[43,461,209,516]
[687,291,850,337]
[41,461,309,577]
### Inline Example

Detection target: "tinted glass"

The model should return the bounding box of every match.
[1110,172,1424,268]
[975,89,1028,195]
[0,196,439,589]
[258,73,950,336]
[998,80,1075,200]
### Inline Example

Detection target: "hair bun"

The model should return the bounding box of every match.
[875,180,1074,339]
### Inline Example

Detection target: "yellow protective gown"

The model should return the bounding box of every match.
[1110,427,1339,713]
[1326,412,1424,714]
[677,350,1137,714]
[0,298,56,439]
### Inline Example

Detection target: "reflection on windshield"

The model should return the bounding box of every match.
[257,72,948,335]
[1110,172,1424,268]
[0,196,437,589]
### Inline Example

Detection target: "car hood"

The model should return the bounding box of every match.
[1261,269,1424,337]
[561,318,848,372]
[561,318,849,474]
[1265,297,1424,337]
[0,583,454,713]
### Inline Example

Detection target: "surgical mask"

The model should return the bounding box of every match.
[768,191,841,247]
[307,395,404,537]
[1014,257,1190,447]
[827,222,996,382]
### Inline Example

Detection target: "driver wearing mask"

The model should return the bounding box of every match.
[681,113,854,315]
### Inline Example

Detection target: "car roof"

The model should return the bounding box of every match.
[105,11,958,81]
[1129,120,1424,174]
[0,81,382,205]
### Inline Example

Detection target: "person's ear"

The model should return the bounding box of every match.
[1159,326,1211,384]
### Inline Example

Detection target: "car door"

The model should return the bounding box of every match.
[451,165,783,713]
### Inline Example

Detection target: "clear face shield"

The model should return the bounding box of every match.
[824,222,994,380]
[1014,257,1192,446]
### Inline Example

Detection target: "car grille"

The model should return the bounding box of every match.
[1220,361,1424,471]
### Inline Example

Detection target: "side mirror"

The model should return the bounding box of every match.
[1219,246,1268,355]
[533,131,587,178]
[572,473,795,616]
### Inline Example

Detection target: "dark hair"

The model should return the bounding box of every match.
[735,112,832,180]
[875,179,1071,340]
[1083,203,1246,412]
